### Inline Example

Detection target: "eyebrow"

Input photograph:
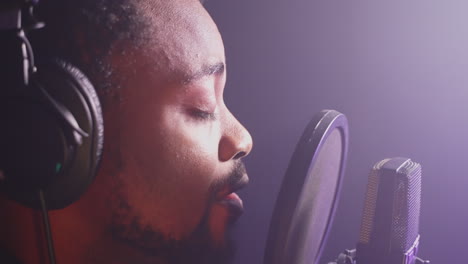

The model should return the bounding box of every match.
[182,62,225,84]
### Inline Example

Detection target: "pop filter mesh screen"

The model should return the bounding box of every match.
[287,129,343,263]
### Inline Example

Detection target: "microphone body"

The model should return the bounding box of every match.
[328,158,429,264]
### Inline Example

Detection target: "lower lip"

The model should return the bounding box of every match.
[208,194,244,244]
[217,192,244,220]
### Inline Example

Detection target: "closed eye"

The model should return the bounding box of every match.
[189,109,217,121]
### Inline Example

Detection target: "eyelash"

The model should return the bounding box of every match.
[190,109,217,121]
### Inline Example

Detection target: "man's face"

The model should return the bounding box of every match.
[95,0,252,263]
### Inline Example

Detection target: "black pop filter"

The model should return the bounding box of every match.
[264,109,349,264]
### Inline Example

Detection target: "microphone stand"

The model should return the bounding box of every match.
[327,249,430,264]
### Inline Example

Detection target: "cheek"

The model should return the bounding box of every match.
[118,105,222,238]
[155,108,222,203]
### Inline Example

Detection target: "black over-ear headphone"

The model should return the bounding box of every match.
[0,0,104,210]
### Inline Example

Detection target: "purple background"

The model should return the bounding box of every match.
[205,1,468,264]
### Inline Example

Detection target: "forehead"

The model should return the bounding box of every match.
[133,0,225,83]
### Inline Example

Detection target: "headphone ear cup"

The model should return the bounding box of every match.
[43,60,104,210]
[0,59,104,210]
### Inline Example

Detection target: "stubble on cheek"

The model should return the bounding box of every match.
[105,151,211,248]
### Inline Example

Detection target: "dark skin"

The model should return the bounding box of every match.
[0,0,253,263]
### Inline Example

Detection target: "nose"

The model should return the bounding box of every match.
[219,112,253,162]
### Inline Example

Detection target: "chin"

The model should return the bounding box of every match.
[109,202,238,264]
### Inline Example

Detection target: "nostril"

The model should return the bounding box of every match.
[233,151,247,160]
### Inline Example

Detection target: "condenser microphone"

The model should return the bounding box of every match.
[328,157,429,264]
[356,157,427,264]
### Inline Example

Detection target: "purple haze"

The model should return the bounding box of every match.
[206,1,468,264]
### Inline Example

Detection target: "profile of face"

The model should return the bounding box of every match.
[65,1,253,263]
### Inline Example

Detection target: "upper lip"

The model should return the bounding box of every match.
[216,173,249,200]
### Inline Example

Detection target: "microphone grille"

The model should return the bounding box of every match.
[358,158,389,245]
[392,159,421,251]
[358,158,421,252]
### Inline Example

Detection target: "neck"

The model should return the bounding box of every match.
[0,197,46,264]
[0,195,100,264]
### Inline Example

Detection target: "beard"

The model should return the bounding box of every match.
[108,162,247,264]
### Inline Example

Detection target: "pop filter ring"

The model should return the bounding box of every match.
[264,109,349,264]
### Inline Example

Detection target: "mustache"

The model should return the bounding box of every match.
[208,161,247,202]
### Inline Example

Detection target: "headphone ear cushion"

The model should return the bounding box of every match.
[53,59,104,167]
[42,59,104,209]
[1,59,104,210]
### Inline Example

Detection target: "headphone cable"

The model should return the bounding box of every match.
[38,189,57,264]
